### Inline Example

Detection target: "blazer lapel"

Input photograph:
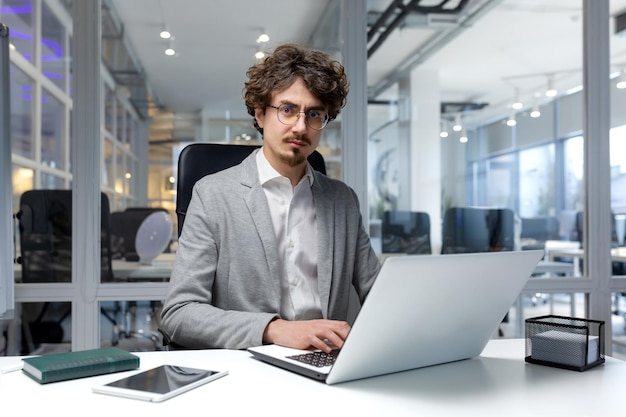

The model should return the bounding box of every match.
[240,152,282,296]
[312,172,334,317]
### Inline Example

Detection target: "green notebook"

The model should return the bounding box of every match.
[22,347,140,384]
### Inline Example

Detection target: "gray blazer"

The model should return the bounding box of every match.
[160,149,381,349]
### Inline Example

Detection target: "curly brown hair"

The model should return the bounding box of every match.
[243,43,349,134]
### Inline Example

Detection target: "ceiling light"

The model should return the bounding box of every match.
[530,95,541,118]
[452,114,462,132]
[159,26,171,39]
[530,107,541,118]
[545,76,557,97]
[254,50,266,60]
[511,88,523,110]
[163,36,176,56]
[164,41,176,56]
[439,120,449,138]
[459,128,468,143]
[257,32,269,43]
[506,112,516,127]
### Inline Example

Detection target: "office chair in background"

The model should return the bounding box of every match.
[16,190,114,354]
[441,206,515,254]
[17,189,114,283]
[440,206,515,336]
[381,210,431,254]
[159,142,327,349]
[520,216,560,251]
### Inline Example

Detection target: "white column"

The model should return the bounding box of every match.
[341,0,368,222]
[409,69,442,253]
[340,0,367,324]
[72,0,102,350]
[583,0,612,351]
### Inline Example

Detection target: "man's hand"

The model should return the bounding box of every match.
[262,319,351,353]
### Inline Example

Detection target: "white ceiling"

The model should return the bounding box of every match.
[110,0,626,136]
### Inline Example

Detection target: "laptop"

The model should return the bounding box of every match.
[248,249,544,385]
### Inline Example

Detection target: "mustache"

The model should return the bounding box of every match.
[283,136,311,146]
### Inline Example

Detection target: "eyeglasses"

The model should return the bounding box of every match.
[267,104,329,130]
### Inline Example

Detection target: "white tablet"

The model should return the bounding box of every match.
[92,365,228,402]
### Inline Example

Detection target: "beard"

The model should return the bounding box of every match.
[279,136,310,167]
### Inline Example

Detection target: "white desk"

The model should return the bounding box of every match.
[549,247,626,277]
[532,260,574,276]
[13,252,174,282]
[1,339,625,416]
[112,252,175,281]
[550,247,626,262]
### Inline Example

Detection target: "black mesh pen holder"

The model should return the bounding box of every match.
[525,315,605,371]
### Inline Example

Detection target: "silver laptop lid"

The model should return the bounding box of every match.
[325,250,543,384]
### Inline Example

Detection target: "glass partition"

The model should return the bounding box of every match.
[4,0,151,355]
[41,1,68,92]
[41,87,65,171]
[16,301,71,355]
[100,300,164,351]
[502,292,588,339]
[0,0,34,62]
[9,64,33,159]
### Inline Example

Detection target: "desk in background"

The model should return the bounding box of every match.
[0,339,625,416]
[13,252,175,282]
[549,247,626,276]
[112,252,175,281]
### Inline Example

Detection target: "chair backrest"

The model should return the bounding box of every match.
[175,143,327,237]
[520,216,560,250]
[110,207,169,261]
[381,210,431,254]
[17,189,114,282]
[441,206,515,254]
[575,210,619,247]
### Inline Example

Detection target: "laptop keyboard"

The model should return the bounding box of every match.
[287,349,340,368]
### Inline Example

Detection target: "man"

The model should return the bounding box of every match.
[160,43,380,353]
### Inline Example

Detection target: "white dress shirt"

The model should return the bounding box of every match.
[256,150,322,320]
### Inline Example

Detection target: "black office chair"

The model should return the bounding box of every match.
[520,216,560,250]
[381,210,431,254]
[574,210,620,248]
[17,189,114,283]
[175,142,326,237]
[16,190,115,353]
[441,206,515,336]
[441,207,515,254]
[159,142,327,349]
